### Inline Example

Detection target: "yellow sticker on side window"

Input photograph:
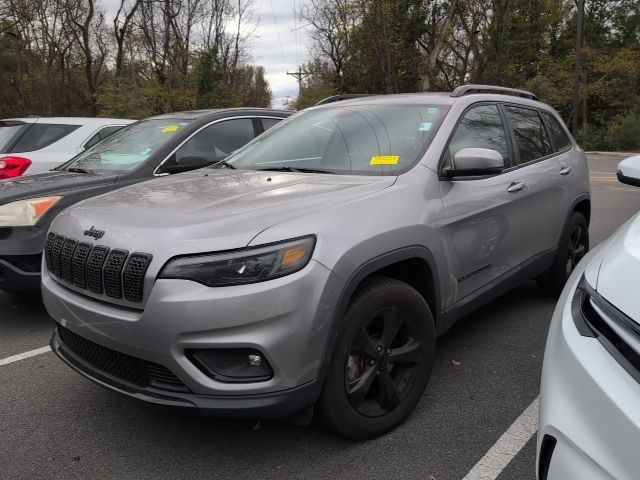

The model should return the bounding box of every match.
[370,155,400,165]
[161,125,179,133]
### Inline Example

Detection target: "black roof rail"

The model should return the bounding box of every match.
[451,84,539,101]
[314,94,376,106]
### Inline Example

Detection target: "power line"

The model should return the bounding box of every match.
[268,0,287,65]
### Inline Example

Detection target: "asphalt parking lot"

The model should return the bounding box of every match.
[1,153,639,480]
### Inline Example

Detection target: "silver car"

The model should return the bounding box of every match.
[42,85,590,439]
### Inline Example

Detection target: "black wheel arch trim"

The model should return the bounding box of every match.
[317,246,441,383]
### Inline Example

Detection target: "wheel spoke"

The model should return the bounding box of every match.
[377,370,401,411]
[387,338,422,364]
[346,366,377,405]
[380,307,404,347]
[351,328,379,359]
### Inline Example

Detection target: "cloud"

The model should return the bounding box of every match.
[251,0,310,107]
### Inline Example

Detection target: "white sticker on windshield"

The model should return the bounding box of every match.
[419,122,432,132]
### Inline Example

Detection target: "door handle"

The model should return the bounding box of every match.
[560,166,572,176]
[507,181,525,193]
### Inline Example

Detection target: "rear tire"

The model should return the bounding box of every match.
[538,212,589,297]
[318,277,435,439]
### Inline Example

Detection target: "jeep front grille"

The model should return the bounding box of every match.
[45,232,152,303]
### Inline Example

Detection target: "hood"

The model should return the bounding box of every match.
[0,171,118,204]
[52,169,395,255]
[594,210,640,322]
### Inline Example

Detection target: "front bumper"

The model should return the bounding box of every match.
[537,274,640,479]
[0,226,46,293]
[50,330,322,418]
[42,259,344,415]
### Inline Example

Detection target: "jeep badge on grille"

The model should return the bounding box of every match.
[84,226,105,239]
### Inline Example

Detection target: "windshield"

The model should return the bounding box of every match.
[0,121,28,153]
[59,119,192,173]
[228,104,449,175]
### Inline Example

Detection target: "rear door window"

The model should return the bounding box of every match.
[83,126,125,150]
[504,106,552,163]
[261,118,283,131]
[12,123,80,153]
[540,111,571,153]
[174,118,256,165]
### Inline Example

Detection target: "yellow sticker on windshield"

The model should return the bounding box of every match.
[370,155,399,165]
[162,125,179,133]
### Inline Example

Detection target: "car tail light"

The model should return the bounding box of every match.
[0,156,32,179]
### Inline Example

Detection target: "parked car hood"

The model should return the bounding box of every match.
[52,169,396,256]
[0,170,118,204]
[594,210,640,322]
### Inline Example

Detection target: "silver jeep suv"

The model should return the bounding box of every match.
[42,85,590,439]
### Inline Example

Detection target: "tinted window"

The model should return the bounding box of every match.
[83,126,125,149]
[60,119,191,173]
[0,121,27,152]
[173,118,255,166]
[505,106,552,163]
[444,104,510,170]
[229,105,449,175]
[12,123,80,153]
[261,118,282,131]
[541,111,571,152]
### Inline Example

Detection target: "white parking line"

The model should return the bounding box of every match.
[0,346,51,367]
[462,396,539,480]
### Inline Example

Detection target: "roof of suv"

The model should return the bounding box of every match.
[312,85,545,109]
[149,108,291,121]
[3,117,134,125]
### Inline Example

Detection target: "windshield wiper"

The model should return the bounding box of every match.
[66,167,91,174]
[211,160,236,169]
[257,166,335,174]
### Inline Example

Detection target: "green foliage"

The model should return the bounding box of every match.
[195,47,223,109]
[605,111,640,152]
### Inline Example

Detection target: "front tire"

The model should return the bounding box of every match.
[538,211,589,297]
[318,277,435,439]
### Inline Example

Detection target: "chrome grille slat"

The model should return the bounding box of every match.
[45,232,151,304]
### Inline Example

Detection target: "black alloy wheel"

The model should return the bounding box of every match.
[346,306,423,417]
[318,277,435,439]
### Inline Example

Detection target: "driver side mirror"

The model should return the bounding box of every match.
[617,155,640,187]
[444,148,504,177]
[164,155,209,174]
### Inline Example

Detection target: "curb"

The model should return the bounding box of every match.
[586,151,639,157]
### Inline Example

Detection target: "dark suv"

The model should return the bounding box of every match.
[0,108,290,294]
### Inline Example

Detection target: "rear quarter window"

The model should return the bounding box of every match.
[12,123,80,153]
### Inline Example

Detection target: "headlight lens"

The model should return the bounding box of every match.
[159,236,316,287]
[0,196,62,227]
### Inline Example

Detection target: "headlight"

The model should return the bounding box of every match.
[159,236,316,287]
[0,196,62,227]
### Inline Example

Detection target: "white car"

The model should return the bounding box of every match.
[537,155,640,479]
[0,117,134,178]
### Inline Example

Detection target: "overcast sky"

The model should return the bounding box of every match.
[252,1,310,107]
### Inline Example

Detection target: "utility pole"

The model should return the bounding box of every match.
[572,0,584,135]
[287,66,312,95]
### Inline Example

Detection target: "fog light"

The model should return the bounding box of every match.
[187,348,273,383]
[247,354,262,367]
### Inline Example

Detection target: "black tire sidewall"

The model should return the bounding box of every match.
[540,212,589,296]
